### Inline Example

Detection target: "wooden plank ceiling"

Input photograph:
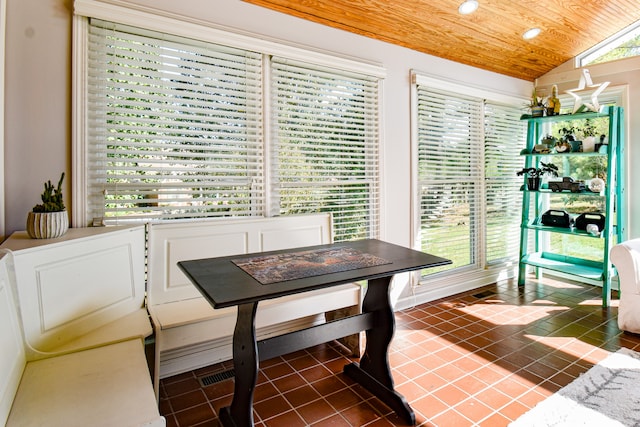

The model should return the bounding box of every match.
[242,0,640,81]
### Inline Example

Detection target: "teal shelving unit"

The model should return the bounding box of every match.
[517,106,625,307]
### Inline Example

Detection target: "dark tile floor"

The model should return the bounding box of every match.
[159,276,640,426]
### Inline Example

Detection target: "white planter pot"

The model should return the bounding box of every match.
[26,211,69,239]
[582,136,596,152]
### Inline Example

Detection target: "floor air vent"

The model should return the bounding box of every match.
[198,369,235,387]
[472,290,495,299]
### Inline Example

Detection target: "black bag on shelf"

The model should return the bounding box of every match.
[541,210,571,228]
[575,212,606,232]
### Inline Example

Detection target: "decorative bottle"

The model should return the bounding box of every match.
[547,85,561,116]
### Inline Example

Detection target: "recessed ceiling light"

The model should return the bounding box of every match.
[458,0,479,15]
[523,28,541,40]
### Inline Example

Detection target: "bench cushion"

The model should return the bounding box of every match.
[6,338,164,427]
[150,283,361,352]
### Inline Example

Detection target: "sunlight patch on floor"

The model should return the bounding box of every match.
[459,303,568,326]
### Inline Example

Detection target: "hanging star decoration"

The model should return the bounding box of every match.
[565,69,610,114]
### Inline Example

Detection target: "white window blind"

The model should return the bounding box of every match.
[270,58,380,241]
[484,102,526,264]
[415,85,525,277]
[86,20,263,223]
[417,87,483,274]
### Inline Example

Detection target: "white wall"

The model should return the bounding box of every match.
[0,0,6,241]
[5,0,71,236]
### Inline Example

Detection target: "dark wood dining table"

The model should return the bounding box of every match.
[178,238,451,427]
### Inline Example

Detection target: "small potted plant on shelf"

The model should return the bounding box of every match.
[578,118,598,152]
[527,86,546,117]
[557,126,578,152]
[26,172,69,239]
[516,162,559,191]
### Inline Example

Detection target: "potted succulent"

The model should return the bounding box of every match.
[528,86,546,117]
[26,172,69,239]
[516,162,559,191]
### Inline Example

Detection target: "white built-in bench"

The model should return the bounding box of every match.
[0,226,164,427]
[146,214,364,393]
[0,213,363,415]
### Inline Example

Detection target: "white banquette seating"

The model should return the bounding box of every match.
[0,213,363,417]
[611,238,640,334]
[146,214,363,394]
[0,226,164,427]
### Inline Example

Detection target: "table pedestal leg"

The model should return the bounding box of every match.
[220,302,258,427]
[343,277,415,425]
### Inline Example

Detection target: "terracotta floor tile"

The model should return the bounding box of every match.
[431,408,473,427]
[300,364,334,383]
[158,279,640,426]
[499,400,530,422]
[272,372,307,393]
[312,375,349,396]
[283,384,322,407]
[340,401,382,426]
[325,387,363,411]
[396,360,431,379]
[432,383,469,407]
[454,397,494,422]
[262,361,295,381]
[432,362,466,383]
[163,376,201,397]
[288,353,321,371]
[168,389,207,412]
[452,374,489,396]
[253,395,292,421]
[297,399,339,425]
[474,387,512,411]
[310,413,351,426]
[517,389,547,409]
[411,393,449,420]
[253,381,280,403]
[263,409,307,427]
[395,380,429,402]
[173,402,216,427]
[414,371,448,393]
[478,411,512,426]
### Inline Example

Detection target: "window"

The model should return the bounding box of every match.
[415,88,483,274]
[412,75,526,280]
[79,17,382,241]
[578,20,640,66]
[86,21,264,222]
[270,58,380,241]
[484,103,528,264]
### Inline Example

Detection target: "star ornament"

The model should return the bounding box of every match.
[565,69,610,114]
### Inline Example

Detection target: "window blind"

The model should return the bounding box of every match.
[484,102,526,264]
[270,58,380,241]
[416,87,483,274]
[86,20,263,223]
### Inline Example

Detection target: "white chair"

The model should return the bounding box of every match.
[610,238,640,333]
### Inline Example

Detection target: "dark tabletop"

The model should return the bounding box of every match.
[178,239,451,309]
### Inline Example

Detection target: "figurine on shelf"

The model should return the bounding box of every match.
[546,85,561,116]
